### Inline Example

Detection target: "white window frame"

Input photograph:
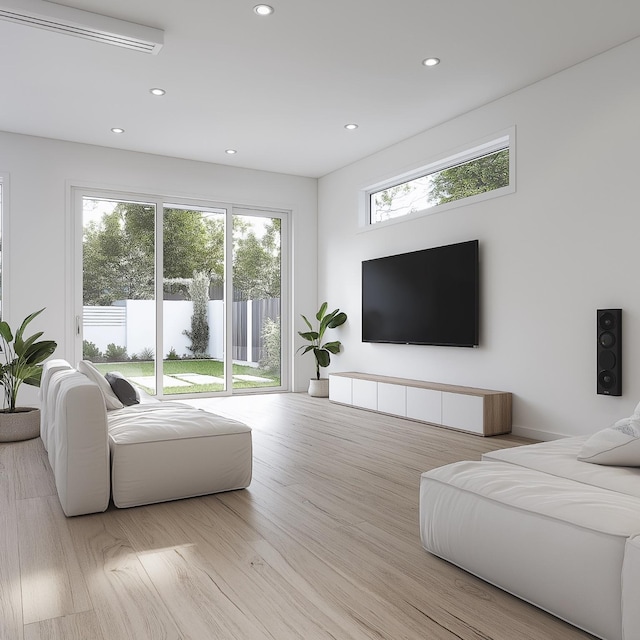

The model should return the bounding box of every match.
[70,185,290,396]
[359,127,516,229]
[0,174,9,319]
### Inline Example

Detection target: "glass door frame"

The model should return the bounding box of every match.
[72,187,289,397]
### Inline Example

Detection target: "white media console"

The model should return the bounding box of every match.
[329,372,512,436]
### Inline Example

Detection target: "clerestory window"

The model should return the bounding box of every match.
[363,130,515,227]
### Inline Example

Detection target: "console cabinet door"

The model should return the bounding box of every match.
[377,382,406,416]
[406,387,442,424]
[441,392,484,434]
[352,379,378,410]
[329,375,352,404]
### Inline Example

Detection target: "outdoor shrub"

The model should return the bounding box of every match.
[260,316,281,374]
[139,346,155,361]
[105,343,129,362]
[166,347,180,360]
[82,340,103,362]
[183,270,210,357]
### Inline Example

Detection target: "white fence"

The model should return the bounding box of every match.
[83,298,279,363]
[83,300,224,360]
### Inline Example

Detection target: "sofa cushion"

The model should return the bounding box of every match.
[578,418,640,466]
[105,371,140,406]
[483,437,640,499]
[78,360,124,410]
[107,402,252,508]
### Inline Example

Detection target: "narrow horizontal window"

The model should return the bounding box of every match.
[365,131,514,226]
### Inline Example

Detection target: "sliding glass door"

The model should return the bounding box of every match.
[76,190,287,397]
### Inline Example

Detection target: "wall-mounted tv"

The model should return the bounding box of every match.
[362,239,479,347]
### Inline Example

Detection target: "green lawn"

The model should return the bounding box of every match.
[93,359,280,395]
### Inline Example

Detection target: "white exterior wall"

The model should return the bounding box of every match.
[317,37,640,440]
[84,300,225,360]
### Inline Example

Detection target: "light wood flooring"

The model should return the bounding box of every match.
[1,392,596,640]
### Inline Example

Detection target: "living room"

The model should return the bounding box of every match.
[1,2,640,638]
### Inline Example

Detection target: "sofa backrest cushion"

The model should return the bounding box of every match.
[39,359,74,452]
[578,418,640,466]
[78,360,124,410]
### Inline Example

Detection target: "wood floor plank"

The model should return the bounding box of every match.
[12,437,56,500]
[0,444,23,640]
[23,611,105,640]
[17,495,92,624]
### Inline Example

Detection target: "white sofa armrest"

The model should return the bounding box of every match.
[51,372,110,516]
[623,535,640,639]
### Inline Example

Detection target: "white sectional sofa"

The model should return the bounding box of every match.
[420,427,640,640]
[39,359,252,517]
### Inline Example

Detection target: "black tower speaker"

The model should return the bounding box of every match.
[597,308,622,396]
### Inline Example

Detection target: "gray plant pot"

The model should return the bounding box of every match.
[0,407,41,442]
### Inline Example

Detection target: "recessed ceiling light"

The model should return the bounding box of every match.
[422,57,440,67]
[253,4,274,16]
[344,123,358,130]
[111,127,125,134]
[225,149,237,154]
[150,87,166,96]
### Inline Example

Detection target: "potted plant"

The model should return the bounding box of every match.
[297,302,347,397]
[0,308,57,442]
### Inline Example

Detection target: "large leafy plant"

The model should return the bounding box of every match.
[0,308,57,412]
[297,302,347,380]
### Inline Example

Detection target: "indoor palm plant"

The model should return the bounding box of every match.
[0,308,57,442]
[297,302,347,397]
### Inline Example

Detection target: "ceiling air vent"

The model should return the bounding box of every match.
[0,0,163,54]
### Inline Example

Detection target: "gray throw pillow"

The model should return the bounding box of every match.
[105,371,140,406]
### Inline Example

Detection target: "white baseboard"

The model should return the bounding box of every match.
[511,425,568,442]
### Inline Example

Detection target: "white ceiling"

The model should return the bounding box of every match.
[2,0,640,178]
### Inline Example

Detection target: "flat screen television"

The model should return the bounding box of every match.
[362,239,479,347]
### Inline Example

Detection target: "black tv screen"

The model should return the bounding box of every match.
[362,240,479,347]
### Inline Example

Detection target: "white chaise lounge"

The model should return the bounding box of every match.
[40,359,252,516]
[420,428,640,640]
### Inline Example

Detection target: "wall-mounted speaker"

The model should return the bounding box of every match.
[597,308,622,396]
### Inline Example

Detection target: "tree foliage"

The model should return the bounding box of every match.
[83,204,281,306]
[182,271,210,356]
[429,149,509,205]
[233,218,281,300]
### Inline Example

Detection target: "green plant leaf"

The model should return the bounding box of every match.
[296,344,316,355]
[0,321,13,343]
[322,340,342,354]
[314,348,330,368]
[24,341,57,366]
[327,311,347,328]
[15,308,44,344]
[298,330,318,342]
[315,302,328,322]
[24,369,43,386]
[14,331,44,357]
[301,315,313,331]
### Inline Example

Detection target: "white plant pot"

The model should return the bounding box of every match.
[308,378,329,398]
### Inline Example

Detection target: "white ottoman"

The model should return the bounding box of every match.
[107,402,252,508]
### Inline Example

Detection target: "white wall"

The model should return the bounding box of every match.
[0,134,318,403]
[318,37,640,440]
